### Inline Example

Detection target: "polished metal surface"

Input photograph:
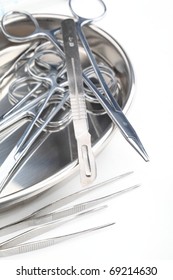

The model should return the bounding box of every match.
[0,175,139,257]
[0,14,135,209]
[62,18,96,185]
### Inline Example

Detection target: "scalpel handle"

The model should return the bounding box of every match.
[62,18,96,185]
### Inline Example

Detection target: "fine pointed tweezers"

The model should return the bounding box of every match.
[0,181,139,237]
[24,171,134,218]
[0,182,139,256]
[0,221,114,257]
[0,173,140,256]
[0,206,106,248]
[0,171,133,235]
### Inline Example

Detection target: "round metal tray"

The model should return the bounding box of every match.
[0,14,135,209]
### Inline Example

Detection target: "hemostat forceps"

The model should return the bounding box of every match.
[0,77,48,138]
[0,49,68,137]
[0,91,69,193]
[0,47,72,193]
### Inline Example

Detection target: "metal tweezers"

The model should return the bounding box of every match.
[0,171,139,257]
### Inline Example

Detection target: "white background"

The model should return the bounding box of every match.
[0,0,173,278]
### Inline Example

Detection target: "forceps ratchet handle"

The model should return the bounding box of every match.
[62,18,96,186]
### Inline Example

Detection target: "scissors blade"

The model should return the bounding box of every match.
[61,18,96,186]
[83,72,149,162]
[72,12,149,162]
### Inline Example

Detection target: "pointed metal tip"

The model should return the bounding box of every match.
[139,147,149,162]
[140,148,149,162]
[128,137,149,162]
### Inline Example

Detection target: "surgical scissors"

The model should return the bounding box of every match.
[68,0,149,161]
[83,64,118,115]
[1,9,148,160]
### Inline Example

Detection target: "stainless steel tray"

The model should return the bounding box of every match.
[0,14,135,209]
